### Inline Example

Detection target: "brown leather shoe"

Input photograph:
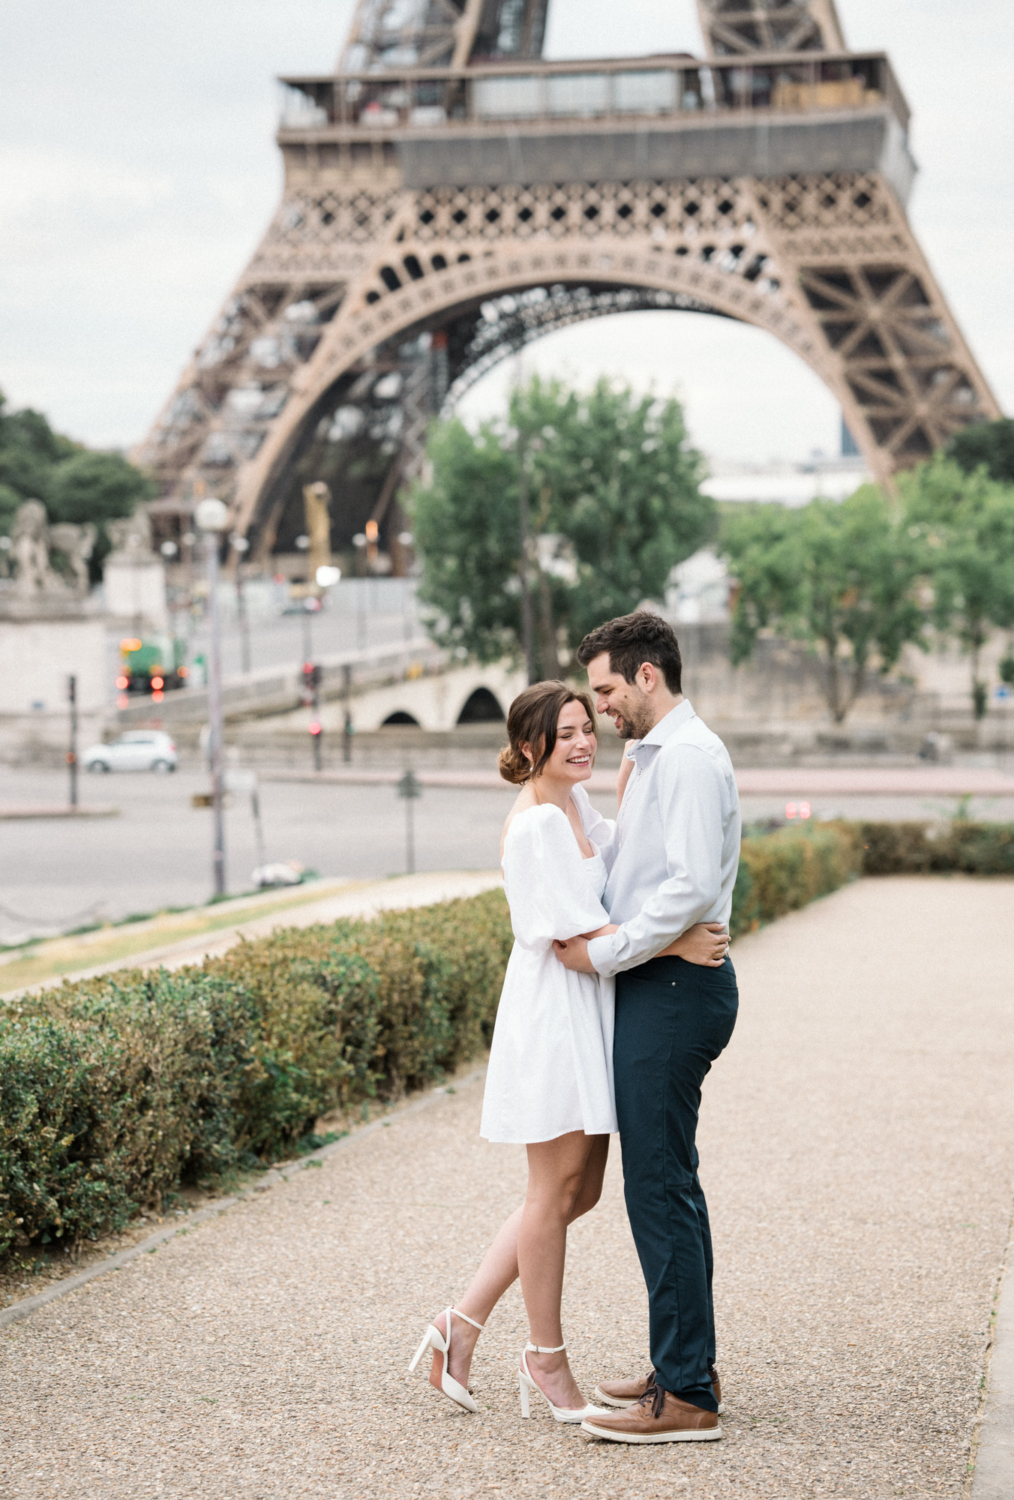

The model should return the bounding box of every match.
[581,1384,722,1444]
[594,1366,724,1414]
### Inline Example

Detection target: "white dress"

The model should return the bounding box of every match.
[480,784,619,1145]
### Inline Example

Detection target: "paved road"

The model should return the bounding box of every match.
[4,757,1014,943]
[3,875,1012,1498]
[0,766,530,942]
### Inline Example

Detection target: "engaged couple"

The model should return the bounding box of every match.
[409,610,742,1444]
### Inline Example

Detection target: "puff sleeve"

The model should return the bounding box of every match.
[502,804,610,950]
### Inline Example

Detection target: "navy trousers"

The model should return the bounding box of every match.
[613,954,738,1410]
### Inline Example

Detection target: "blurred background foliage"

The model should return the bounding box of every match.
[0,387,154,581]
[409,374,715,679]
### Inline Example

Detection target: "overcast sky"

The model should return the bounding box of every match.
[1,0,1011,465]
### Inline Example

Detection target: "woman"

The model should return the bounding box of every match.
[409,681,728,1423]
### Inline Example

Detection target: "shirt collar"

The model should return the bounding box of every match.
[642,699,695,747]
[627,700,695,763]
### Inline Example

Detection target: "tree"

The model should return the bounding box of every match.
[947,418,1014,485]
[0,387,154,581]
[722,487,925,723]
[410,375,713,676]
[900,455,1014,718]
[47,450,153,527]
[0,388,75,510]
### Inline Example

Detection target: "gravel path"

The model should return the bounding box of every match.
[4,875,1013,1499]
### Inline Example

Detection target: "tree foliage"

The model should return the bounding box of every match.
[409,376,713,675]
[47,450,153,527]
[722,487,925,723]
[0,387,153,579]
[946,417,1014,485]
[899,455,1014,717]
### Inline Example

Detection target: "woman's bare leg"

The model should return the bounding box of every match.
[428,1205,522,1393]
[518,1131,608,1410]
[430,1134,608,1396]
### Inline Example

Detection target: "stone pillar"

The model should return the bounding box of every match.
[103,510,168,631]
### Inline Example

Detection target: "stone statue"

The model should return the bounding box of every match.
[106,508,155,560]
[49,522,97,598]
[10,500,61,599]
[103,504,167,626]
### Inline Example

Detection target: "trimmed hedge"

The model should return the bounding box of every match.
[731,821,863,936]
[0,892,513,1260]
[2,818,1010,1263]
[858,820,1014,876]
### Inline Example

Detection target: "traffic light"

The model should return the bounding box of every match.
[301,661,322,705]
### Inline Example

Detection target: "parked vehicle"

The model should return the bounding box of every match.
[84,731,178,773]
[115,635,189,695]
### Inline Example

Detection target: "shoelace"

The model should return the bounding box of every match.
[639,1366,718,1419]
[637,1377,666,1420]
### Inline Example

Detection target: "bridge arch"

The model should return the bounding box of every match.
[456,686,506,724]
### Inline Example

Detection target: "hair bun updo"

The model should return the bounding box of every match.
[497,742,532,786]
[498,680,596,786]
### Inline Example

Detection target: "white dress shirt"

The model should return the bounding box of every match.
[587,699,741,978]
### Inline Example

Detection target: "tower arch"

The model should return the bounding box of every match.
[136,3,1000,558]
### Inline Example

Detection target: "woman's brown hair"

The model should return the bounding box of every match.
[498,680,596,786]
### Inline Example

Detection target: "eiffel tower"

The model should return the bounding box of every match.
[137,0,1000,569]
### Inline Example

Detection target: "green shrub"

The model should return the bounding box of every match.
[731,822,863,936]
[858,820,1014,876]
[0,968,259,1256]
[0,890,513,1258]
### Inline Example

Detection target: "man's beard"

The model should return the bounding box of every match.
[614,699,655,740]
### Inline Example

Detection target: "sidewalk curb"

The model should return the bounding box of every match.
[970,1210,1014,1499]
[0,805,119,820]
[0,1066,486,1333]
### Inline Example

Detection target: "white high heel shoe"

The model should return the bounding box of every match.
[408,1306,484,1414]
[518,1342,608,1424]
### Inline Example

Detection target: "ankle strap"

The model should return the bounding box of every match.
[526,1340,565,1354]
[449,1307,484,1332]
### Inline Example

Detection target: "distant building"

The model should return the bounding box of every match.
[701,450,869,508]
[666,549,731,624]
[841,417,861,458]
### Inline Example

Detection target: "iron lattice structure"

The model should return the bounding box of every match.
[137,0,1000,565]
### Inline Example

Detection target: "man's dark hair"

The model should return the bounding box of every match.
[576,610,682,695]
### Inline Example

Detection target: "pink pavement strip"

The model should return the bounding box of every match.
[267,765,1014,798]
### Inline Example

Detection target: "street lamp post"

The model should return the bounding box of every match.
[196,496,230,898]
[231,534,251,674]
[67,674,78,808]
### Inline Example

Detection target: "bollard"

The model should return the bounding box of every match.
[397,769,423,875]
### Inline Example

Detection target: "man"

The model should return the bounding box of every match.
[554,610,741,1444]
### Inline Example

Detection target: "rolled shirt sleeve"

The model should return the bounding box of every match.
[587,743,725,978]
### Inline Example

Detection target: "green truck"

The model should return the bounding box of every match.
[116,635,189,695]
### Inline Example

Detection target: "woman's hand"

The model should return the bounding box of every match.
[657,922,729,967]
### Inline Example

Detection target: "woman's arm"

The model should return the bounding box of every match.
[585,922,728,962]
[616,754,634,809]
[558,920,728,973]
[657,922,729,967]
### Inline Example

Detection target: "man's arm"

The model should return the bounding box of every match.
[583,744,725,978]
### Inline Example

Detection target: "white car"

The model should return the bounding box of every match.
[84,730,178,773]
